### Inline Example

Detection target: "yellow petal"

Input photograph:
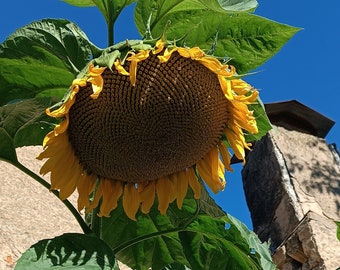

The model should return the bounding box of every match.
[59,160,82,200]
[158,47,178,63]
[218,141,233,172]
[218,76,233,100]
[50,146,75,190]
[88,75,104,99]
[77,173,97,210]
[176,170,189,209]
[88,63,106,77]
[198,58,235,77]
[139,181,156,214]
[114,60,129,75]
[153,39,166,54]
[123,183,141,220]
[197,148,224,194]
[87,180,103,213]
[187,167,201,199]
[156,176,173,214]
[99,179,123,217]
[225,127,246,162]
[126,50,150,86]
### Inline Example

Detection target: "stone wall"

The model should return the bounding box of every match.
[242,127,340,269]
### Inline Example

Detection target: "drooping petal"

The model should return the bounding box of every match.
[197,147,224,194]
[218,141,233,172]
[114,60,129,75]
[218,76,234,100]
[156,176,173,214]
[99,179,123,217]
[153,39,166,54]
[176,170,189,209]
[59,160,83,200]
[77,173,97,210]
[123,183,141,220]
[187,167,201,199]
[139,181,156,214]
[225,126,248,162]
[126,50,150,86]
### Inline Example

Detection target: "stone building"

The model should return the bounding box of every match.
[242,100,340,269]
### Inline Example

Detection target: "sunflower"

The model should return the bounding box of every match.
[37,39,259,220]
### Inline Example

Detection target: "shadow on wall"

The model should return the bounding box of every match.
[284,141,340,218]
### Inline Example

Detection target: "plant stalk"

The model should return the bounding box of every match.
[13,161,92,235]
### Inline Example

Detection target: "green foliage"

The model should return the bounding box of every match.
[134,1,300,73]
[98,186,276,270]
[336,221,340,241]
[15,233,119,269]
[0,19,96,106]
[63,0,136,45]
[199,0,258,12]
[246,100,273,142]
[0,98,58,148]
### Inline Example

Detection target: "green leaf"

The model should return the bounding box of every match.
[0,19,95,105]
[245,98,273,142]
[98,186,275,270]
[135,3,300,73]
[0,98,58,147]
[162,262,191,270]
[15,233,118,269]
[0,128,18,164]
[62,0,96,6]
[336,221,340,241]
[198,0,258,12]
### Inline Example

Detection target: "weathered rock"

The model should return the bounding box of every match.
[242,127,340,269]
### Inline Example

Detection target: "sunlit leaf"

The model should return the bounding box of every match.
[245,98,273,142]
[198,0,258,12]
[0,98,58,147]
[62,0,95,6]
[98,186,275,270]
[0,19,96,105]
[15,233,118,269]
[135,3,300,73]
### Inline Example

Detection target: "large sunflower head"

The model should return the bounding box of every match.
[37,39,259,220]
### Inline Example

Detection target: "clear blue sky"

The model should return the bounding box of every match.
[1,1,339,229]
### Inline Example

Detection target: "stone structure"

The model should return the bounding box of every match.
[242,100,340,269]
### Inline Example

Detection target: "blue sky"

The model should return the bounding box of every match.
[1,1,339,229]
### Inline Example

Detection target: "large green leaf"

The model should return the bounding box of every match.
[135,2,300,73]
[15,233,118,269]
[98,186,275,270]
[0,19,95,106]
[0,98,58,147]
[199,0,258,12]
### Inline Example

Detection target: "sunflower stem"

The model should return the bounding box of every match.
[91,204,103,239]
[108,20,114,46]
[12,160,92,235]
